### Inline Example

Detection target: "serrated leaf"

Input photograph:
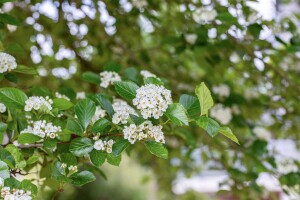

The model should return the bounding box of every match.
[144,77,163,85]
[81,71,100,84]
[69,138,93,157]
[90,118,110,133]
[112,139,130,156]
[0,147,15,168]
[114,81,139,100]
[106,154,121,166]
[0,88,28,109]
[179,94,200,118]
[144,141,168,159]
[195,116,220,137]
[219,126,239,144]
[70,171,96,186]
[89,150,106,167]
[195,82,214,116]
[74,99,96,129]
[14,65,37,75]
[165,103,189,126]
[66,119,84,136]
[59,153,77,166]
[90,94,114,116]
[52,98,73,111]
[18,180,38,195]
[18,133,42,144]
[0,161,10,179]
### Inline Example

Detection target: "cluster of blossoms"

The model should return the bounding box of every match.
[61,163,78,173]
[76,91,86,100]
[132,0,148,9]
[192,8,217,24]
[91,106,106,124]
[24,96,53,112]
[123,121,165,144]
[133,84,172,119]
[112,98,137,124]
[253,127,272,141]
[93,139,114,153]
[276,158,299,175]
[1,187,32,200]
[99,71,121,88]
[55,92,70,101]
[140,70,156,79]
[210,104,232,125]
[20,120,62,139]
[184,34,198,45]
[0,52,17,73]
[0,103,6,113]
[212,84,230,98]
[244,88,260,100]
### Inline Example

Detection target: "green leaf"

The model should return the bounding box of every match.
[90,118,110,133]
[0,88,28,109]
[89,150,107,167]
[0,13,19,25]
[144,141,168,159]
[0,161,10,179]
[195,82,214,116]
[0,147,15,168]
[179,94,200,118]
[103,61,121,72]
[4,73,18,83]
[52,98,73,111]
[70,171,96,186]
[90,94,114,116]
[59,153,77,166]
[106,154,121,166]
[69,138,94,157]
[5,144,26,168]
[112,139,130,156]
[14,65,37,75]
[4,177,20,188]
[219,127,239,144]
[18,133,42,144]
[130,114,145,125]
[0,122,7,144]
[195,116,220,137]
[26,155,39,165]
[74,99,96,129]
[81,71,100,84]
[165,103,189,126]
[144,77,163,85]
[216,12,237,23]
[43,140,57,150]
[114,81,139,100]
[18,180,38,195]
[66,119,84,136]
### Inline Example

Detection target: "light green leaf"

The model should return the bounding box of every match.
[219,126,239,144]
[66,119,84,136]
[69,138,94,157]
[0,88,28,109]
[18,180,38,195]
[59,153,77,166]
[179,94,200,118]
[144,77,163,85]
[89,150,107,167]
[112,139,130,156]
[195,82,214,116]
[70,171,96,186]
[52,98,73,111]
[14,65,37,75]
[74,99,96,129]
[144,141,168,159]
[81,71,100,84]
[0,161,10,179]
[18,133,42,144]
[114,81,139,100]
[195,116,220,137]
[106,154,121,166]
[165,103,189,126]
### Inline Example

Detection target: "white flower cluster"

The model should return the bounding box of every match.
[184,34,198,45]
[21,120,62,139]
[140,70,156,79]
[253,127,272,141]
[112,98,137,124]
[132,0,148,9]
[99,71,121,88]
[55,92,70,101]
[91,106,106,124]
[123,121,165,144]
[133,84,172,119]
[210,104,232,125]
[76,91,86,100]
[1,187,32,200]
[24,96,53,112]
[62,163,78,173]
[0,103,6,113]
[93,139,114,153]
[192,8,217,24]
[212,84,230,98]
[0,52,17,73]
[276,158,299,175]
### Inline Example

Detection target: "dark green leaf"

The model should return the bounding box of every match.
[112,139,130,156]
[106,154,121,166]
[144,141,168,159]
[70,171,96,186]
[0,88,28,109]
[0,13,19,25]
[89,150,107,167]
[114,81,139,100]
[74,99,96,129]
[90,94,114,116]
[66,119,84,136]
[144,77,163,85]
[14,65,37,75]
[69,138,94,157]
[90,118,110,133]
[195,116,220,137]
[179,94,200,118]
[52,98,73,111]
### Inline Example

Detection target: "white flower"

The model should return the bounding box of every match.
[123,121,165,144]
[61,163,67,169]
[112,98,137,124]
[91,106,106,124]
[76,92,86,100]
[93,139,114,153]
[192,8,217,24]
[68,165,78,173]
[24,96,53,112]
[276,158,298,174]
[133,84,172,119]
[244,88,259,100]
[99,71,121,88]
[210,104,232,125]
[0,187,32,200]
[132,0,148,9]
[184,34,198,45]
[140,70,156,79]
[0,177,3,187]
[0,103,6,113]
[20,120,61,139]
[253,127,272,141]
[212,84,230,98]
[55,92,70,101]
[0,52,17,73]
